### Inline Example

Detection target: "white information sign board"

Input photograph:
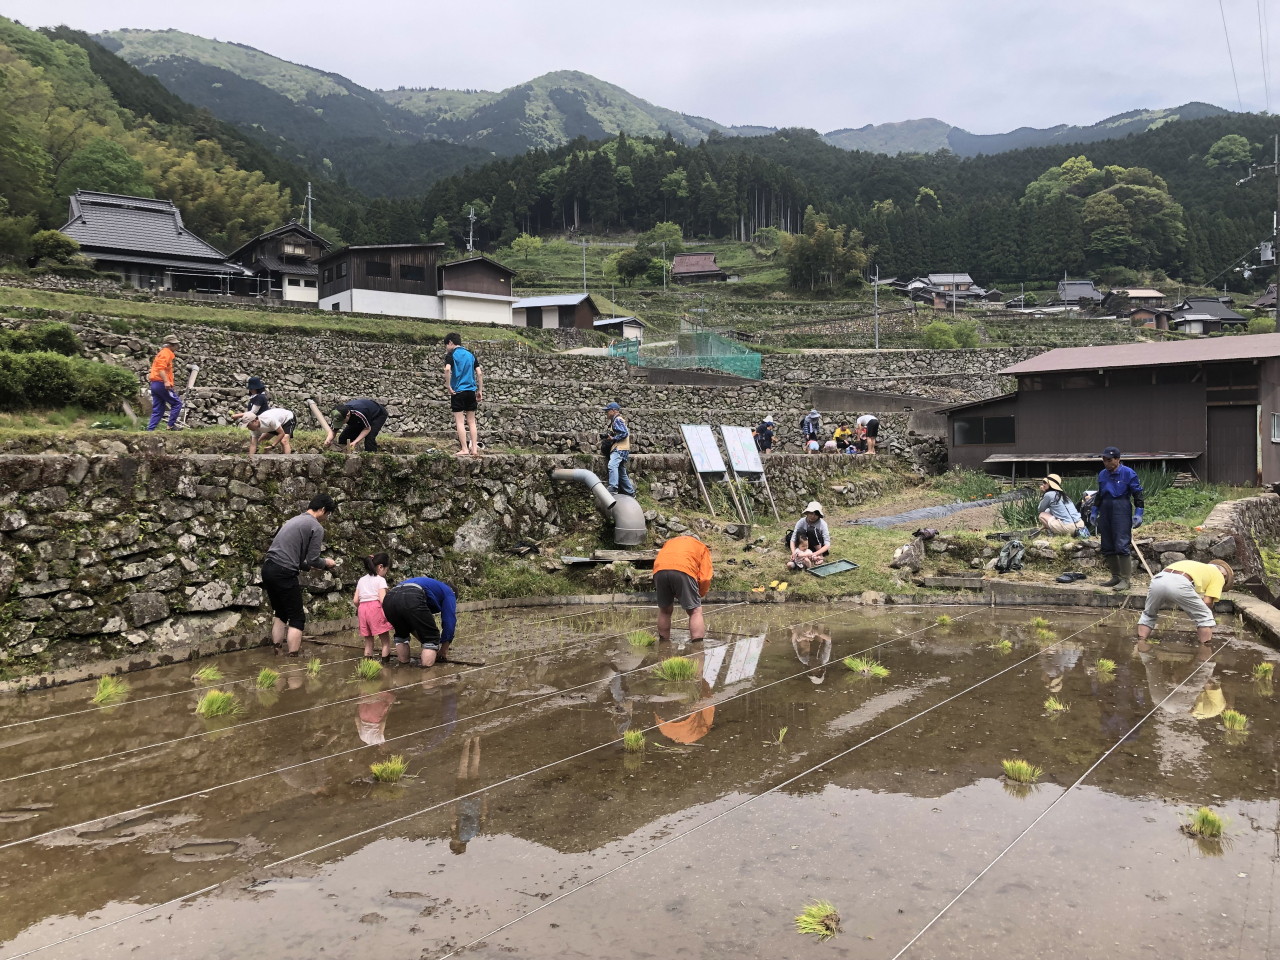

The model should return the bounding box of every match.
[680,424,726,475]
[721,425,764,475]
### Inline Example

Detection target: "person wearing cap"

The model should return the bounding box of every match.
[787,501,831,571]
[240,405,296,454]
[753,415,775,455]
[856,413,880,455]
[604,401,636,496]
[1037,474,1088,537]
[1139,558,1233,646]
[653,534,713,643]
[801,408,822,451]
[326,398,388,453]
[444,332,483,457]
[1092,446,1145,591]
[146,334,183,431]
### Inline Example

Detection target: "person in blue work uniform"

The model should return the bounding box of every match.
[604,401,636,495]
[1091,446,1144,592]
[382,575,457,668]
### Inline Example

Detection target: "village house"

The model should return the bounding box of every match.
[316,246,517,323]
[1055,279,1103,306]
[941,336,1280,486]
[511,293,603,329]
[1251,284,1277,310]
[1100,287,1166,312]
[59,190,246,293]
[1142,297,1248,335]
[671,253,728,284]
[593,315,646,341]
[228,221,329,303]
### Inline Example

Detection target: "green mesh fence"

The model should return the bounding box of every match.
[608,331,761,379]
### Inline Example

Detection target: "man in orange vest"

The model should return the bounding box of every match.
[653,534,713,643]
[147,334,183,431]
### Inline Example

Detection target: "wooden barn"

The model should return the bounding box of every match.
[941,336,1280,486]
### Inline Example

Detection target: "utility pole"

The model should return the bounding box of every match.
[1235,132,1280,327]
[582,239,587,293]
[661,241,667,293]
[305,182,313,231]
[873,264,880,350]
[466,206,476,254]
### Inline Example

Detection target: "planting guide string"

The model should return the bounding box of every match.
[0,600,775,848]
[0,602,1004,958]
[0,602,749,787]
[0,603,660,733]
[429,606,1126,959]
[886,633,1233,960]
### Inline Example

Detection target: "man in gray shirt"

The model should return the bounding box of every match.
[262,493,338,655]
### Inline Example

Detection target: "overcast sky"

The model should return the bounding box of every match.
[6,0,1274,132]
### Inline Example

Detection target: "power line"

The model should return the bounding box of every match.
[1222,0,1246,111]
[1258,0,1272,110]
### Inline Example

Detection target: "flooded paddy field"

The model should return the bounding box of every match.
[0,602,1277,959]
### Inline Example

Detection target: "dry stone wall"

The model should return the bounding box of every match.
[0,451,890,679]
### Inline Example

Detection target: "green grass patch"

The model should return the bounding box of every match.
[1182,806,1225,839]
[195,689,239,718]
[627,629,657,647]
[370,755,409,783]
[843,655,889,678]
[190,665,223,684]
[652,656,697,682]
[1002,758,1043,783]
[354,658,383,682]
[90,675,129,705]
[794,901,841,942]
[623,729,646,752]
[934,468,1002,501]
[256,667,280,689]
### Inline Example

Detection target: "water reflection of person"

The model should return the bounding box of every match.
[1136,639,1216,771]
[655,680,716,744]
[451,737,487,855]
[356,690,396,746]
[791,625,833,684]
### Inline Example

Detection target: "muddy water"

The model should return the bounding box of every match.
[0,603,1276,959]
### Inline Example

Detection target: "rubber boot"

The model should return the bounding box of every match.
[1113,555,1132,593]
[1100,554,1121,587]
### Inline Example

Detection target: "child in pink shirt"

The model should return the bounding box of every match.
[354,552,393,661]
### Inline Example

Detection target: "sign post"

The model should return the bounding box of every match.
[680,424,748,523]
[720,425,780,521]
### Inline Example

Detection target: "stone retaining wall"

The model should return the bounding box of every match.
[1200,493,1280,581]
[0,451,892,677]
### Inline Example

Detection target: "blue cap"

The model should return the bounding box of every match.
[1101,446,1122,458]
[604,402,621,412]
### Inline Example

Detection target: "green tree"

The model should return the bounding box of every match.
[952,320,980,348]
[637,221,683,256]
[915,186,941,212]
[1248,315,1276,334]
[922,321,958,349]
[54,137,150,198]
[31,229,79,263]
[427,215,451,245]
[615,248,653,286]
[510,232,543,261]
[1205,134,1253,169]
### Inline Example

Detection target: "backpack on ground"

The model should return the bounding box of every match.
[995,539,1025,573]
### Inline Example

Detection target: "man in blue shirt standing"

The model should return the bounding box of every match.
[1091,446,1144,592]
[382,575,457,667]
[444,332,483,457]
[604,401,636,495]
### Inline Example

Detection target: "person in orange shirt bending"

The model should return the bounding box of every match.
[147,334,184,431]
[652,534,713,643]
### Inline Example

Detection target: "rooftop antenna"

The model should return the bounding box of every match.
[466,206,476,254]
[305,182,313,231]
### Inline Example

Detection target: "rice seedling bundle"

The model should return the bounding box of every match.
[190,665,224,684]
[1221,709,1248,732]
[1044,696,1069,714]
[652,656,697,682]
[354,658,383,681]
[794,901,841,941]
[1183,806,1224,839]
[1035,627,1057,643]
[1095,658,1116,679]
[1030,616,1050,629]
[90,675,129,705]
[1252,662,1275,682]
[1001,758,1043,784]
[935,615,952,625]
[196,689,239,718]
[623,730,646,752]
[627,629,657,647]
[992,640,1013,654]
[370,755,408,783]
[256,667,280,689]
[306,657,322,676]
[843,655,889,677]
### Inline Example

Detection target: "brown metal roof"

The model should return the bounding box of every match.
[1001,335,1280,375]
[671,253,722,274]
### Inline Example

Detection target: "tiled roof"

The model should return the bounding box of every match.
[927,273,974,284]
[226,221,331,261]
[671,253,722,274]
[1002,334,1280,374]
[1174,297,1245,321]
[61,191,229,262]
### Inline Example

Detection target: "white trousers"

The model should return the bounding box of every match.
[1139,571,1215,629]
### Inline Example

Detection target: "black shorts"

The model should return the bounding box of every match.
[261,559,305,630]
[280,415,296,438]
[862,418,879,439]
[450,390,477,413]
[382,584,443,650]
[655,569,701,612]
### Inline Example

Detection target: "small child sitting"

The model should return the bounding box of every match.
[354,552,393,662]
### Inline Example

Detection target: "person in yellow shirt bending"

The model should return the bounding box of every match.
[1138,559,1233,645]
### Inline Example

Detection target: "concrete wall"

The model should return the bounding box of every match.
[442,292,514,326]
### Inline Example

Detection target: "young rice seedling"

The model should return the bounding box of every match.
[1182,806,1225,839]
[195,689,239,718]
[627,629,657,647]
[91,675,129,705]
[653,656,697,682]
[370,755,409,783]
[794,901,841,942]
[1044,696,1070,714]
[354,658,383,682]
[190,665,224,684]
[1002,758,1043,784]
[623,730,646,752]
[256,667,280,689]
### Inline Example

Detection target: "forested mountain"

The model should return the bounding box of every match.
[824,103,1231,157]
